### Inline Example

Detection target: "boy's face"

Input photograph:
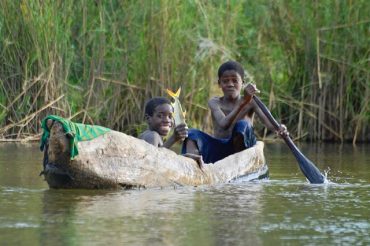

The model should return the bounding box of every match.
[218,70,243,99]
[147,104,174,136]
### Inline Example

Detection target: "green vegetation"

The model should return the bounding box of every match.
[0,0,369,143]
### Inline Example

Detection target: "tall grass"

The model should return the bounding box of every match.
[0,0,369,142]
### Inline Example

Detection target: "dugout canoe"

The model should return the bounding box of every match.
[41,121,268,189]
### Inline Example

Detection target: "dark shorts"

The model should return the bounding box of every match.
[182,120,256,164]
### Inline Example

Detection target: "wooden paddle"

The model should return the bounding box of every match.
[253,95,326,184]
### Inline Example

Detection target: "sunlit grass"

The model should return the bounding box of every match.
[0,0,368,142]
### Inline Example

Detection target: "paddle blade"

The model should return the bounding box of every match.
[298,158,326,184]
[253,95,326,184]
[284,137,326,184]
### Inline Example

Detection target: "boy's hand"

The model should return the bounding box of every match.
[276,124,289,137]
[183,153,204,170]
[173,123,188,142]
[243,83,260,97]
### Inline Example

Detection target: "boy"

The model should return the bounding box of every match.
[139,97,188,148]
[139,97,204,167]
[183,60,288,163]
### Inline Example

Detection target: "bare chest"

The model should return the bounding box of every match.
[219,100,254,117]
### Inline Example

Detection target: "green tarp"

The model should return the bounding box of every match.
[40,115,110,159]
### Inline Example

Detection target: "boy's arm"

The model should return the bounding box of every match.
[252,103,276,131]
[208,97,251,130]
[252,101,289,137]
[162,123,188,149]
[162,135,176,149]
[243,83,277,132]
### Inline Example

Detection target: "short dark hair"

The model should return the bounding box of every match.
[144,97,172,116]
[217,60,244,79]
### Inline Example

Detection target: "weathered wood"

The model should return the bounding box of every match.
[42,122,268,189]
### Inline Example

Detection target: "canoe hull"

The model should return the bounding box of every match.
[42,122,268,189]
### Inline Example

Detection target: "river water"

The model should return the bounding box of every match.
[0,142,369,245]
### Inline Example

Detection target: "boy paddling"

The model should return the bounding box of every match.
[183,60,288,164]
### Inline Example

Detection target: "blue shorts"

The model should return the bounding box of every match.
[182,120,257,164]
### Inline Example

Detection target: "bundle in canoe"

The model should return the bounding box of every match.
[41,119,268,189]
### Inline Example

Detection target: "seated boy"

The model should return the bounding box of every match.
[182,60,288,164]
[139,97,204,167]
[139,97,187,148]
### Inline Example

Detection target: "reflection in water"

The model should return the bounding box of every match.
[38,185,264,245]
[40,190,80,245]
[258,181,370,245]
[0,142,369,245]
[0,143,45,188]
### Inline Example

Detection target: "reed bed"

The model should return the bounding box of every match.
[0,0,369,143]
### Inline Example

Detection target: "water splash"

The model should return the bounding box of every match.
[323,167,331,184]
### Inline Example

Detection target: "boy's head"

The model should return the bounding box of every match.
[144,97,174,136]
[218,60,244,79]
[217,61,245,99]
[144,97,171,116]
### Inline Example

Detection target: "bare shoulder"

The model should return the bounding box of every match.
[138,130,162,147]
[208,96,221,108]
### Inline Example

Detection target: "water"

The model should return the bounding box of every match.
[0,142,369,245]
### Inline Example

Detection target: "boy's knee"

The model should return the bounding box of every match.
[236,119,251,126]
[232,120,256,148]
[187,128,201,138]
[234,120,253,132]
